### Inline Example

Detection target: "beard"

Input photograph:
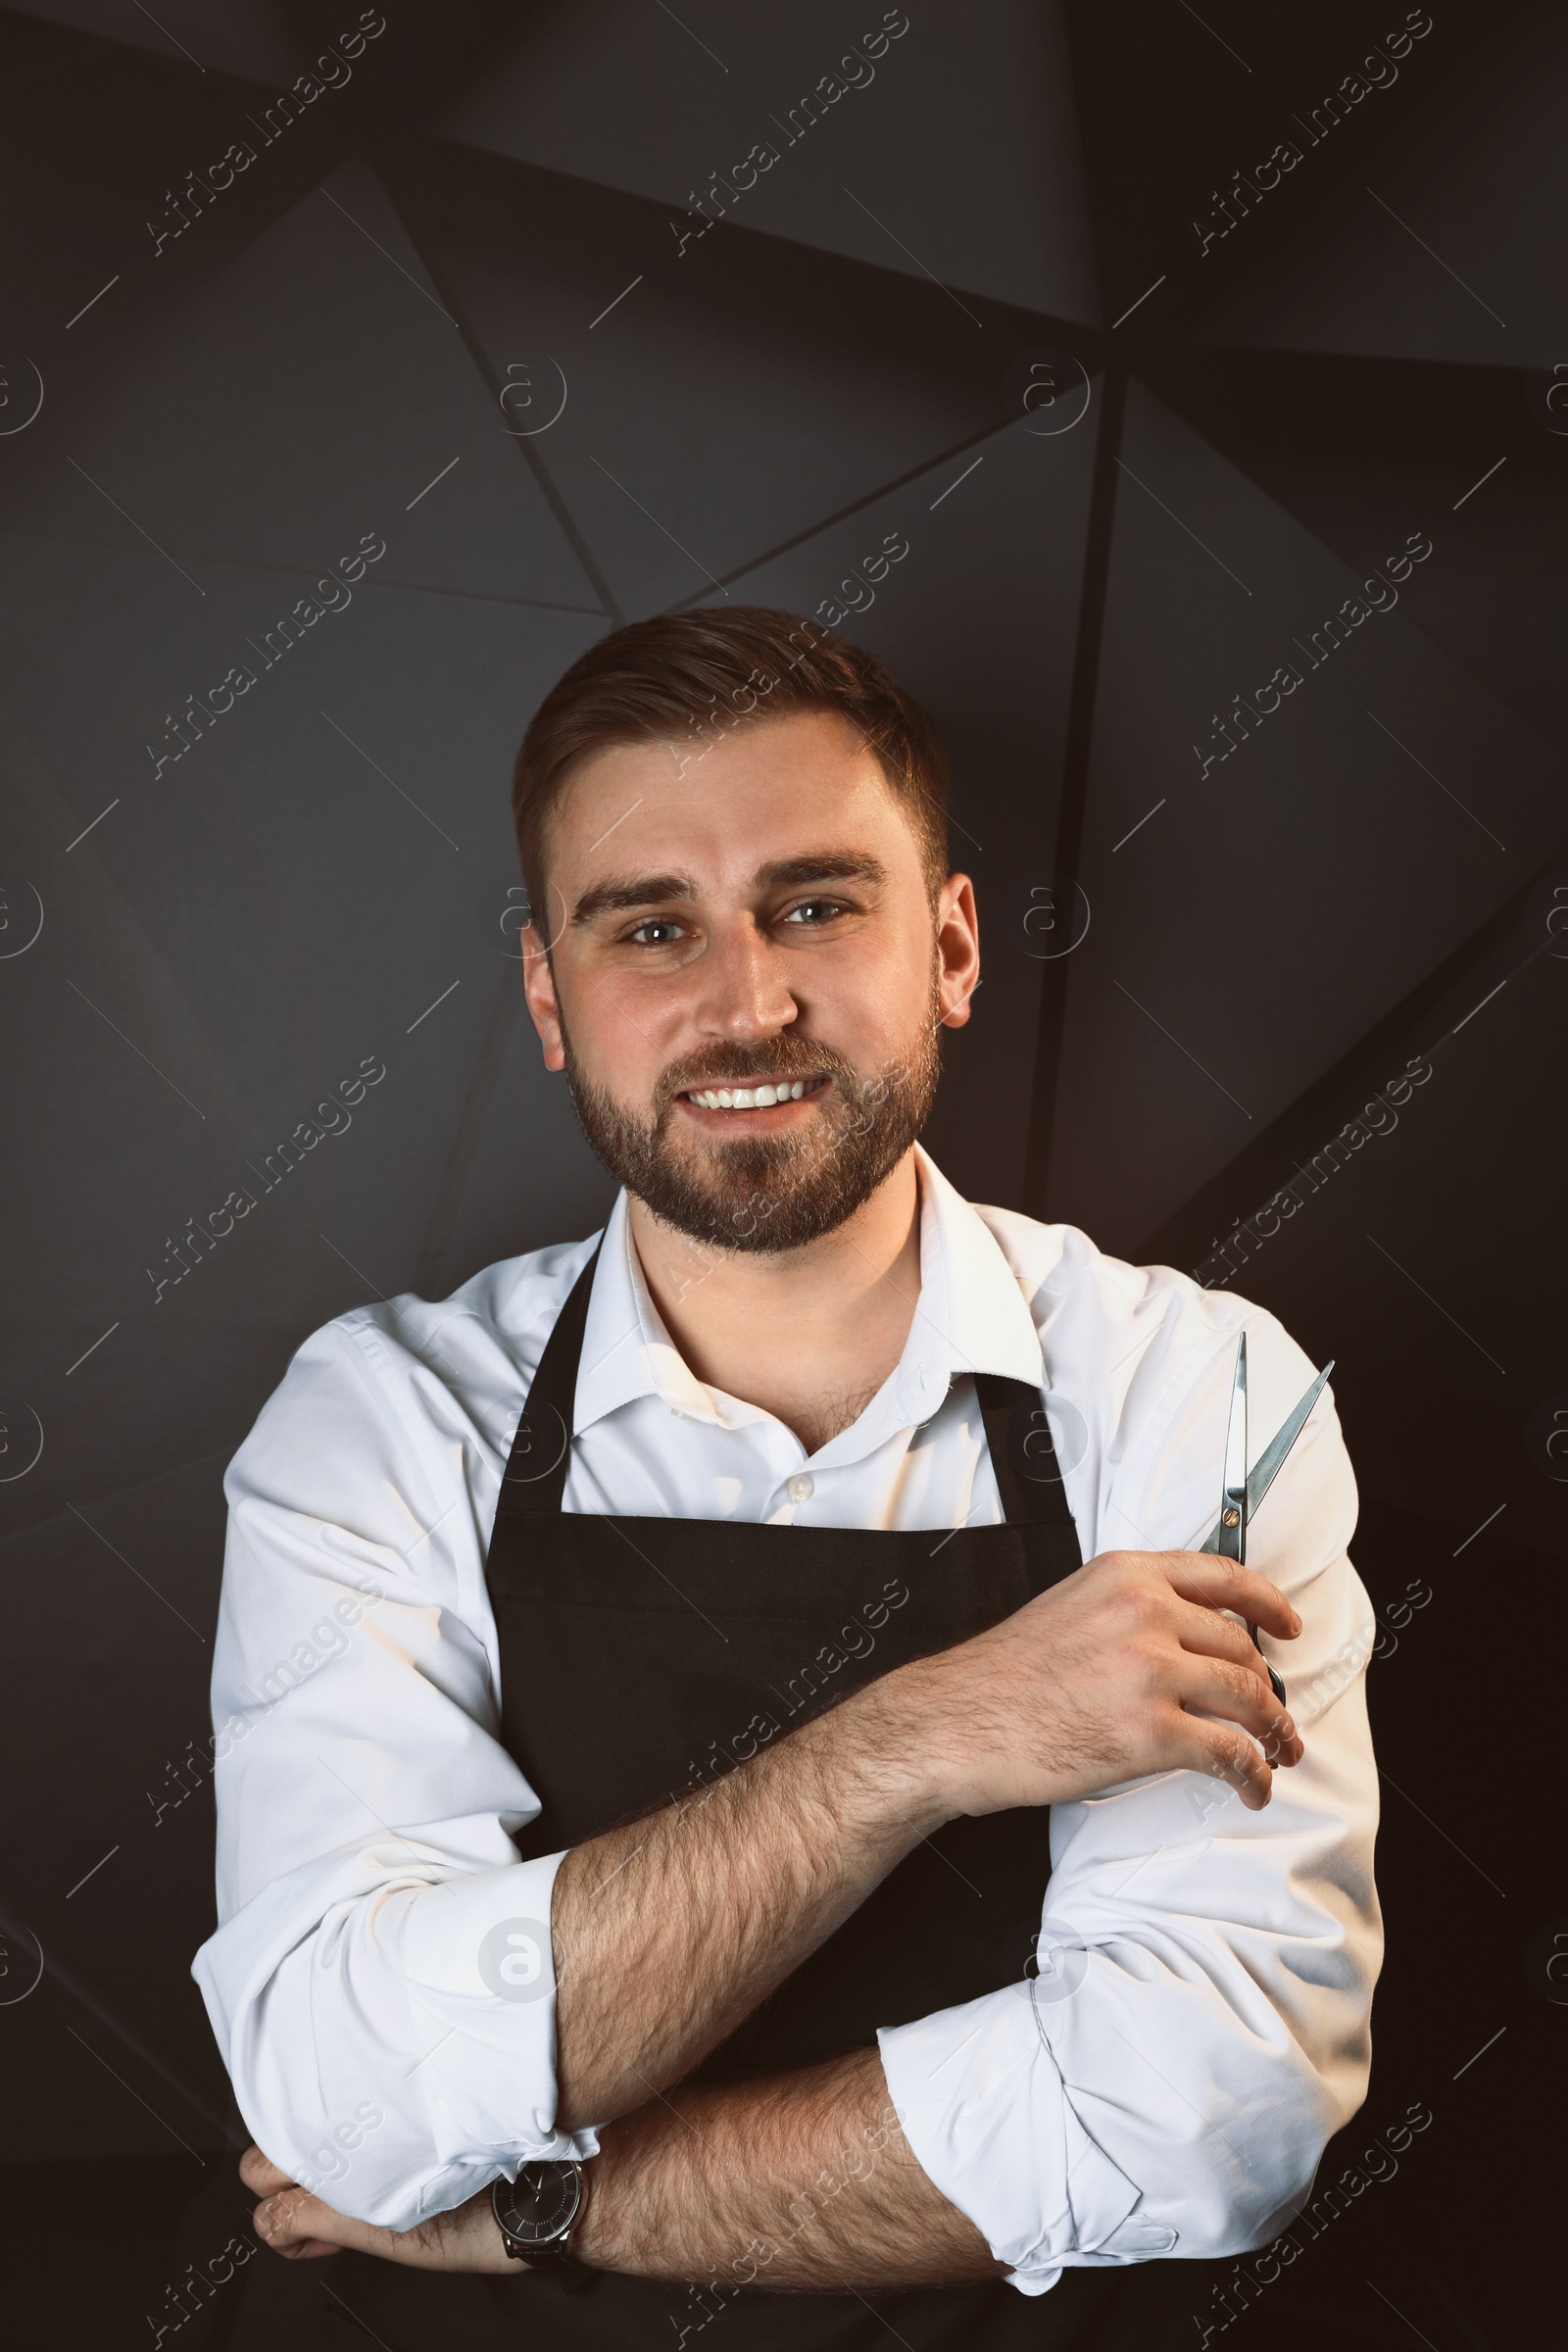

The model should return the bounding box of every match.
[559,978,944,1255]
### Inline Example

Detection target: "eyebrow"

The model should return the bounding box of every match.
[756,853,889,891]
[571,871,694,925]
[570,852,889,926]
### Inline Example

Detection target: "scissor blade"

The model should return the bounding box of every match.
[1199,1359,1335,1555]
[1214,1334,1249,1560]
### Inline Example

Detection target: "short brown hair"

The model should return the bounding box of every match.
[512,608,951,917]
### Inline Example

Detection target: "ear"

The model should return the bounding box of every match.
[520,924,565,1069]
[935,873,979,1029]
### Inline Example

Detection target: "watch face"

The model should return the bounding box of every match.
[501,2160,581,2247]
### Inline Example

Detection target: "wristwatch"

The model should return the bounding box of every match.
[492,2157,592,2285]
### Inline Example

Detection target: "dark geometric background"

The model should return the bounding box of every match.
[0,1,1561,2345]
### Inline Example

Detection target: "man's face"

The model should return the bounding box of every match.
[520,709,979,1254]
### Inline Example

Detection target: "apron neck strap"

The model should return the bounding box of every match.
[494,1242,601,1523]
[971,1373,1077,1527]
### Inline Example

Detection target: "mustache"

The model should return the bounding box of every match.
[654,1038,859,1112]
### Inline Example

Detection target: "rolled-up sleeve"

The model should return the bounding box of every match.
[877,1298,1382,2292]
[190,1307,595,2231]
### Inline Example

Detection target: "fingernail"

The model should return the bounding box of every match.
[1290,1608,1301,1632]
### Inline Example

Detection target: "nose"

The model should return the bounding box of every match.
[691,914,799,1044]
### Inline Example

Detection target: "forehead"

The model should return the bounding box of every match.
[548,709,918,886]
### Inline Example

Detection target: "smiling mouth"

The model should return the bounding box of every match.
[680,1076,830,1112]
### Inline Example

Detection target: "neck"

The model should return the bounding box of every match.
[627,1152,923,1454]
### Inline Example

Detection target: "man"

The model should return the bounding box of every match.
[194,610,1381,2349]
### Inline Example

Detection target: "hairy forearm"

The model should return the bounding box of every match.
[575,2046,1004,2291]
[551,1681,944,2129]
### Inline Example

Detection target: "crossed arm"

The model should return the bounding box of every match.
[245,1548,1302,2283]
[249,2047,993,2286]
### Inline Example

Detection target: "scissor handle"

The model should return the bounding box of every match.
[1251,1636,1287,1709]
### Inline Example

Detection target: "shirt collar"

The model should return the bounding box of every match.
[574,1188,705,1432]
[572,1145,1044,1445]
[891,1146,1045,1414]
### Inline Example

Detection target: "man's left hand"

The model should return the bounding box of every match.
[238,2144,516,2273]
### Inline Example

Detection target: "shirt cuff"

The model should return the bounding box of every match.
[392,1850,599,2192]
[877,1987,1173,2293]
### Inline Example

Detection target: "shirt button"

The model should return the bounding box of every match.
[787,1474,814,1503]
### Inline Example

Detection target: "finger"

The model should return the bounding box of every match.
[255,2186,383,2259]
[1185,1706,1300,1776]
[255,2182,513,2275]
[1189,1720,1276,1810]
[1169,1594,1273,1680]
[1159,1553,1301,1641]
[239,2146,296,2195]
[1178,1657,1302,1762]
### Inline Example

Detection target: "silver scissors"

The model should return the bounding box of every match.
[1199,1333,1335,1708]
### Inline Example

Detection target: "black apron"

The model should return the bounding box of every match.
[207,1245,1198,2352]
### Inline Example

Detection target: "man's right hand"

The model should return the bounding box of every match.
[883,1549,1302,1819]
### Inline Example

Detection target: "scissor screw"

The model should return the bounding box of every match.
[1223,1507,1241,1527]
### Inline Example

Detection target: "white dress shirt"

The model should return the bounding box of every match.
[191,1146,1381,2292]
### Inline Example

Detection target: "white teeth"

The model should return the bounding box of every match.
[688,1078,818,1109]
